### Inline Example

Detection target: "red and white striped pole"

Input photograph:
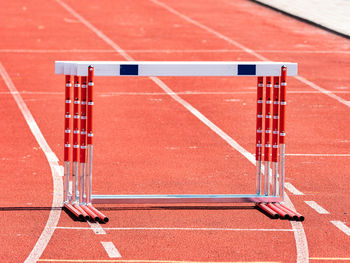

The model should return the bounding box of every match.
[63,75,72,203]
[256,77,264,195]
[264,76,272,195]
[271,76,280,196]
[72,76,80,203]
[279,66,287,199]
[86,66,94,204]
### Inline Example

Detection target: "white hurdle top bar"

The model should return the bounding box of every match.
[55,61,297,77]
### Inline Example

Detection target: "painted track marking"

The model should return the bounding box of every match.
[304,201,329,214]
[101,242,122,258]
[330,221,350,236]
[284,182,305,195]
[0,62,63,263]
[310,258,350,261]
[38,259,281,263]
[55,226,294,232]
[0,48,349,54]
[3,91,350,96]
[55,1,309,262]
[87,221,106,235]
[286,153,350,157]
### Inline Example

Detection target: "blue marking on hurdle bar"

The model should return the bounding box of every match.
[120,64,139,75]
[238,64,256,75]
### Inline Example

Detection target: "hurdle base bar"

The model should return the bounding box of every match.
[91,194,282,204]
[63,200,108,222]
[256,202,304,221]
[278,203,305,221]
[63,203,84,221]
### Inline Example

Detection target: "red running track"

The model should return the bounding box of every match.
[0,0,350,262]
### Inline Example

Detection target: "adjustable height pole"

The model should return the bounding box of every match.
[256,76,264,195]
[79,76,88,204]
[64,75,72,203]
[72,76,80,203]
[271,76,280,196]
[264,77,272,196]
[279,66,287,200]
[86,66,94,204]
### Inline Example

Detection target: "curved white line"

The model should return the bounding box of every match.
[55,1,309,262]
[0,62,63,263]
[284,194,309,262]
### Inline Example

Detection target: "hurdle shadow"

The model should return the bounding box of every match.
[255,205,280,220]
[0,206,87,222]
[62,206,86,222]
[0,206,61,211]
[96,205,278,221]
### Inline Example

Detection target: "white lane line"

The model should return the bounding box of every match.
[98,90,350,96]
[304,201,330,214]
[55,226,294,232]
[150,0,265,60]
[2,90,350,96]
[0,62,63,263]
[295,75,350,108]
[55,1,308,262]
[0,49,116,53]
[101,242,122,258]
[310,257,350,261]
[54,0,254,166]
[87,221,106,235]
[35,260,283,263]
[286,153,350,157]
[98,91,257,96]
[1,48,349,54]
[284,194,309,263]
[54,165,64,177]
[0,91,63,95]
[285,183,305,195]
[150,76,254,163]
[150,0,350,111]
[330,221,350,236]
[54,0,132,61]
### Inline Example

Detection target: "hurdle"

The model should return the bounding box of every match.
[55,61,304,221]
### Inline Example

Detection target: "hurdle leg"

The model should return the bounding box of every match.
[255,77,264,195]
[78,76,99,221]
[279,66,287,199]
[84,65,109,222]
[64,75,72,203]
[263,77,272,196]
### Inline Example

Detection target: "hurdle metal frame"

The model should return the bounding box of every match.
[56,61,303,221]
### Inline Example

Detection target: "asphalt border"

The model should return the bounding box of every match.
[250,0,350,40]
